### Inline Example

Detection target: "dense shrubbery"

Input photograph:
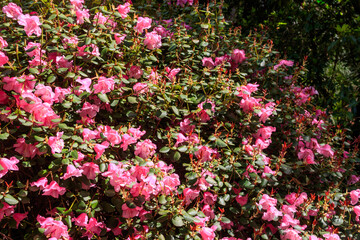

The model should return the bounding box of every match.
[0,0,359,239]
[221,0,360,135]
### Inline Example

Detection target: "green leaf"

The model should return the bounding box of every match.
[172,215,184,227]
[160,146,170,153]
[171,106,180,116]
[215,138,227,148]
[4,195,18,205]
[173,151,181,161]
[128,96,137,104]
[201,24,209,29]
[98,93,110,103]
[47,75,56,83]
[29,68,39,74]
[0,133,9,140]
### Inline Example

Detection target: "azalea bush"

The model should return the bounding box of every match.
[0,0,359,239]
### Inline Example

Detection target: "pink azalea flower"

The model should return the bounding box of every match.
[160,173,180,195]
[70,0,84,10]
[48,132,64,154]
[281,228,302,240]
[180,118,195,133]
[2,3,23,19]
[94,141,109,160]
[55,55,73,69]
[0,203,15,221]
[298,148,316,164]
[31,177,48,190]
[350,189,360,205]
[114,33,126,44]
[63,36,79,48]
[231,49,247,64]
[81,162,101,180]
[166,67,180,81]
[128,127,146,140]
[78,102,100,118]
[75,77,92,94]
[3,75,36,93]
[0,90,9,104]
[122,204,142,218]
[195,146,217,162]
[120,134,137,151]
[35,83,56,104]
[183,188,200,205]
[200,226,217,240]
[0,157,19,178]
[134,17,152,34]
[203,192,217,205]
[255,126,276,140]
[83,217,107,239]
[17,14,42,37]
[13,212,28,228]
[76,8,90,24]
[236,194,248,206]
[37,215,70,239]
[202,57,215,69]
[316,144,334,158]
[0,51,9,66]
[133,82,149,95]
[134,139,157,159]
[322,233,340,240]
[239,97,261,113]
[117,2,131,19]
[93,76,115,94]
[258,194,277,211]
[262,206,283,221]
[128,65,143,79]
[0,37,8,50]
[202,204,215,219]
[144,31,162,50]
[73,213,88,227]
[274,59,294,70]
[13,138,39,159]
[61,165,83,180]
[42,181,66,198]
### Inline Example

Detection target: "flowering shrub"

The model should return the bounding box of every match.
[0,0,359,239]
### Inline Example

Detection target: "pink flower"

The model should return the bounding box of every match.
[134,17,152,34]
[114,33,126,44]
[135,139,157,159]
[133,82,149,95]
[128,127,146,139]
[122,204,142,218]
[322,233,340,240]
[316,144,334,158]
[166,67,181,81]
[93,76,115,94]
[73,213,88,227]
[202,57,215,69]
[78,102,100,118]
[76,9,90,24]
[298,148,316,164]
[160,173,180,195]
[183,188,200,205]
[239,97,261,113]
[129,66,143,79]
[350,189,360,205]
[200,226,216,240]
[353,206,360,221]
[144,31,162,50]
[274,59,294,70]
[17,14,42,37]
[94,141,109,160]
[262,206,283,221]
[37,215,70,239]
[13,138,39,159]
[0,51,9,66]
[31,177,48,190]
[258,194,277,211]
[2,3,22,19]
[202,205,215,219]
[83,217,106,239]
[61,165,83,180]
[195,146,217,162]
[0,203,15,221]
[70,0,84,10]
[203,192,217,205]
[177,0,194,7]
[281,228,302,240]
[63,36,79,48]
[120,134,137,151]
[117,2,131,19]
[42,181,66,198]
[180,118,195,133]
[231,49,247,64]
[13,212,28,228]
[255,126,276,140]
[55,55,73,69]
[0,37,8,50]
[48,132,64,154]
[236,194,248,206]
[0,157,19,178]
[174,133,188,147]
